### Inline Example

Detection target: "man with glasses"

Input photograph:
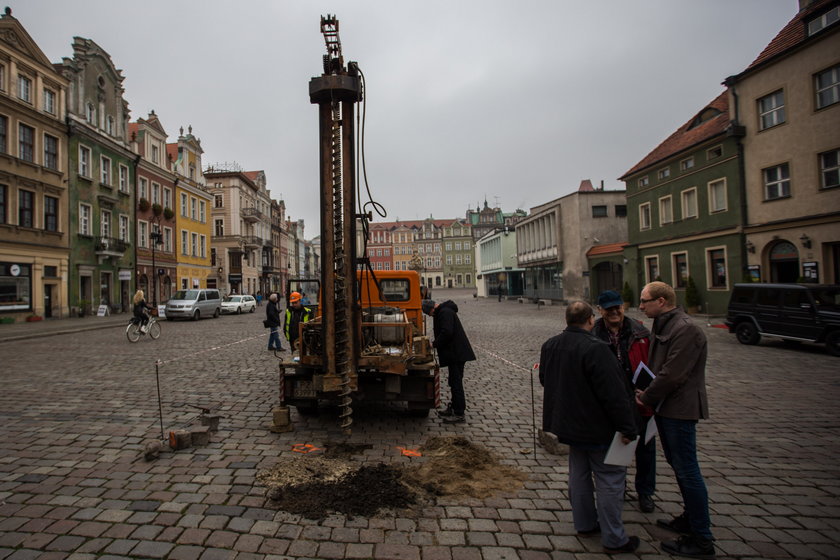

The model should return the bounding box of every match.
[592,290,656,514]
[637,282,715,559]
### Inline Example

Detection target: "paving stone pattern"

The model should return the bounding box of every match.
[1,290,839,559]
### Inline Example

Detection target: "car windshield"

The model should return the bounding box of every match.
[812,288,840,309]
[223,296,241,302]
[172,290,199,300]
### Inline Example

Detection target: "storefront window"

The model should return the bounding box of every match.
[0,262,31,311]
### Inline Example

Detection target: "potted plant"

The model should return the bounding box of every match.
[78,299,92,317]
[26,314,43,322]
[152,203,163,217]
[684,276,701,314]
[621,281,634,310]
[163,207,175,220]
[138,198,151,212]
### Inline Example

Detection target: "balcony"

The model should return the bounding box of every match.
[95,236,128,261]
[243,236,262,249]
[241,207,262,223]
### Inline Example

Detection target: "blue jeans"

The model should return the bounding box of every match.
[268,327,283,350]
[656,416,713,540]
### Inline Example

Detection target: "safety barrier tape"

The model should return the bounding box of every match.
[154,332,269,366]
[472,343,534,374]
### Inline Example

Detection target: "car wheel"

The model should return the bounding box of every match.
[826,330,840,357]
[213,308,220,318]
[735,322,760,345]
[250,305,256,313]
[237,307,242,314]
[192,310,200,321]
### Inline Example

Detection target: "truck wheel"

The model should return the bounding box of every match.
[295,405,318,416]
[736,322,760,345]
[407,408,430,418]
[826,330,840,357]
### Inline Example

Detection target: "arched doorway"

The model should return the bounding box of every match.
[769,240,799,283]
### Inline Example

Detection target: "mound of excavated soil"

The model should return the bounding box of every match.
[257,436,527,519]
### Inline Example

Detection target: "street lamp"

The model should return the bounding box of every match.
[150,222,163,306]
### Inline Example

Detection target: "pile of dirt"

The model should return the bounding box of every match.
[258,436,526,519]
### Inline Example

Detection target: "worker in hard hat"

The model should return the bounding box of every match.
[284,291,313,351]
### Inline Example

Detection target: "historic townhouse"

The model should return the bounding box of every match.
[516,180,627,302]
[365,222,393,271]
[167,127,212,291]
[391,223,416,272]
[129,111,177,305]
[725,0,840,283]
[0,10,70,321]
[441,219,474,288]
[270,198,289,295]
[476,227,522,298]
[242,170,273,296]
[620,92,745,314]
[60,37,135,316]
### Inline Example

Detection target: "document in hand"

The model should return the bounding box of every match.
[604,432,640,466]
[632,362,656,390]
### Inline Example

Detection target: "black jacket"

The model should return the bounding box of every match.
[432,300,476,367]
[265,300,282,327]
[539,326,637,446]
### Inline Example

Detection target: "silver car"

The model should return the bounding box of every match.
[221,295,257,314]
[164,289,222,321]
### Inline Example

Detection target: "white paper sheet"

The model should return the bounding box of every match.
[644,416,657,444]
[604,432,640,466]
[632,362,656,389]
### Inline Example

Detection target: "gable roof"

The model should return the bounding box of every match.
[620,91,730,179]
[0,9,55,70]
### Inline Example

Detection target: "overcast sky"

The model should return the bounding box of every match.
[18,1,796,236]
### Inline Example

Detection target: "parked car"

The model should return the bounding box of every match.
[221,295,257,314]
[164,289,222,321]
[725,283,840,356]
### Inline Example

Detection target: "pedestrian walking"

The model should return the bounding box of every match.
[266,293,284,351]
[284,291,313,351]
[637,281,715,559]
[539,301,640,554]
[422,299,475,424]
[592,289,657,513]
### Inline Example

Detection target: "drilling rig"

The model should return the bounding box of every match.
[278,16,438,434]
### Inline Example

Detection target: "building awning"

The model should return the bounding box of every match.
[586,242,628,257]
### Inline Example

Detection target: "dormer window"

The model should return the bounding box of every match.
[807,6,839,36]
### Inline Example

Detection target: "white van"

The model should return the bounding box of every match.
[164,289,222,321]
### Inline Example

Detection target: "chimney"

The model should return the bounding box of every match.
[600,180,604,190]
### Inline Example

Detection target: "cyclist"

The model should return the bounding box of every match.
[132,290,154,333]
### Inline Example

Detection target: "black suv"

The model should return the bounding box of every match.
[726,283,840,356]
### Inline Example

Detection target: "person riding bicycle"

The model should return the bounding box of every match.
[132,290,154,333]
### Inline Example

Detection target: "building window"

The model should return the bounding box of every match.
[215,194,223,208]
[119,165,129,192]
[455,255,462,265]
[680,156,695,171]
[180,193,187,216]
[816,64,840,109]
[163,227,172,252]
[79,203,92,235]
[639,203,651,230]
[638,176,649,188]
[465,254,471,265]
[807,6,840,36]
[181,230,188,255]
[645,256,659,283]
[708,248,727,288]
[106,116,114,136]
[138,221,148,248]
[672,252,688,288]
[43,134,58,170]
[17,74,32,102]
[151,144,160,164]
[43,88,56,114]
[18,124,34,162]
[100,156,111,185]
[708,179,727,213]
[592,205,608,218]
[44,196,58,232]
[445,242,452,251]
[18,190,33,228]
[464,241,470,250]
[445,255,452,265]
[466,273,472,285]
[707,145,723,160]
[0,64,4,91]
[659,196,673,225]
[763,163,790,200]
[658,167,671,180]
[0,262,31,312]
[119,214,129,242]
[79,145,91,178]
[613,205,626,217]
[191,197,197,219]
[758,90,785,130]
[191,233,198,256]
[163,187,172,209]
[200,235,206,258]
[100,210,111,238]
[0,115,6,153]
[86,103,95,123]
[199,200,206,222]
[0,185,5,224]
[820,149,839,189]
[681,188,698,219]
[152,183,160,204]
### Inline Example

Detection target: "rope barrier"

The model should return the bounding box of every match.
[154,332,269,366]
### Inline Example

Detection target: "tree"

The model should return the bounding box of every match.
[685,276,701,311]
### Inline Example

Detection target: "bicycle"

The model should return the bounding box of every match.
[126,315,161,342]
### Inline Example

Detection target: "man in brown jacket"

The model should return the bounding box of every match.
[637,281,715,559]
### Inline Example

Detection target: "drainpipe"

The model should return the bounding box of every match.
[724,75,750,281]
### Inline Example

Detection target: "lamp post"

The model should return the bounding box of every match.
[150,222,163,306]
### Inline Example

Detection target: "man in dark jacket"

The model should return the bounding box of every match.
[637,281,714,559]
[265,293,284,351]
[592,289,656,513]
[540,301,640,555]
[422,299,475,424]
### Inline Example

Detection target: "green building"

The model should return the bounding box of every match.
[620,92,745,315]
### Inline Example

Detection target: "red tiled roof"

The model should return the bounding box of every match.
[578,179,595,192]
[243,171,260,181]
[586,242,628,257]
[127,122,139,139]
[620,91,730,179]
[166,143,178,163]
[743,0,834,73]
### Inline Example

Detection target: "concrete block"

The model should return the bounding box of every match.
[190,425,210,446]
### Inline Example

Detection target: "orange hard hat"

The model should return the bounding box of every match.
[289,291,302,303]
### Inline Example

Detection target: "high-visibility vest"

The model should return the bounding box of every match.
[284,306,312,340]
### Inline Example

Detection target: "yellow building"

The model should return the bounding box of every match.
[167,127,213,289]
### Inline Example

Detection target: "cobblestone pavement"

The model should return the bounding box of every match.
[1,289,838,559]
